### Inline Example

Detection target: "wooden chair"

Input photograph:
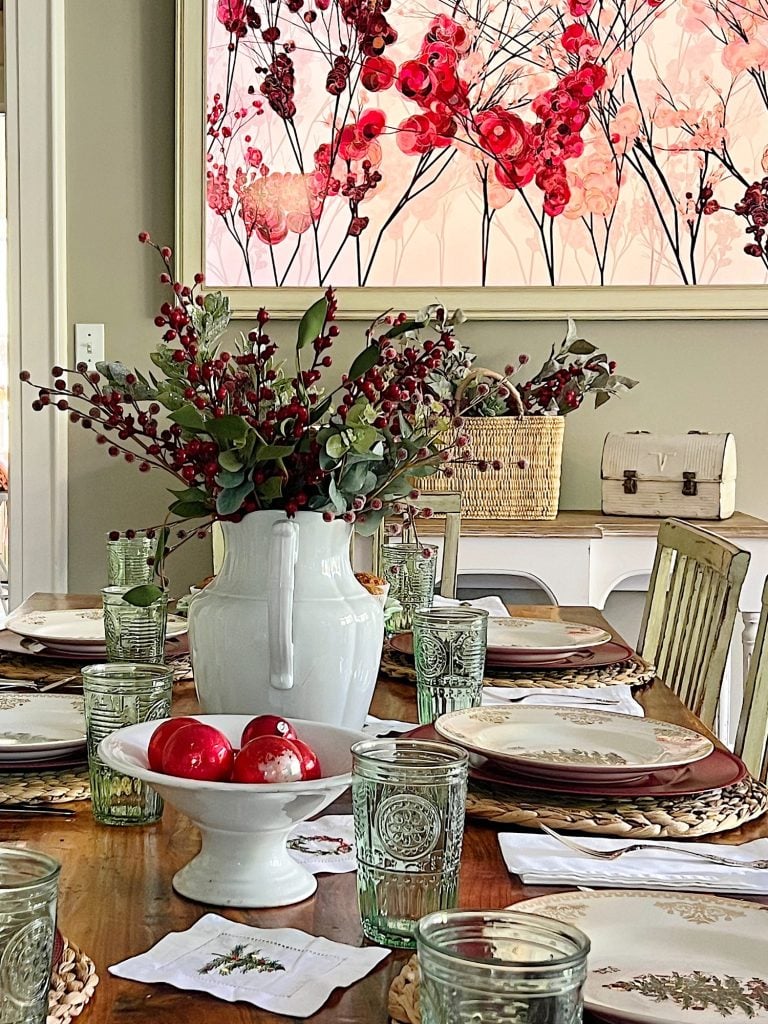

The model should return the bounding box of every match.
[735,577,768,782]
[371,492,462,599]
[637,518,750,731]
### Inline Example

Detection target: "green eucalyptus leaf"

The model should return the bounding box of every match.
[218,450,243,472]
[297,296,328,350]
[340,462,368,494]
[325,433,350,459]
[353,508,385,537]
[254,443,295,462]
[215,480,255,516]
[318,449,338,472]
[205,415,248,444]
[348,346,380,381]
[215,469,245,489]
[168,486,208,502]
[169,406,207,432]
[567,339,598,355]
[594,391,611,409]
[350,426,377,454]
[258,475,283,502]
[168,499,211,518]
[328,478,346,515]
[121,584,165,607]
[310,395,333,424]
[385,319,425,339]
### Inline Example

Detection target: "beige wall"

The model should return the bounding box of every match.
[65,0,768,595]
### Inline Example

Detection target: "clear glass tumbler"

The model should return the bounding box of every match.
[83,663,173,826]
[351,739,468,950]
[413,608,489,724]
[0,846,60,1024]
[380,544,438,634]
[415,909,590,1024]
[106,530,155,587]
[102,585,168,664]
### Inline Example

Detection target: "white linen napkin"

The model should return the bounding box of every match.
[109,914,388,1016]
[482,684,645,717]
[363,714,417,736]
[498,833,768,895]
[432,595,509,617]
[287,815,356,875]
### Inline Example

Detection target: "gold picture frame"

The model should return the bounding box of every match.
[175,0,768,320]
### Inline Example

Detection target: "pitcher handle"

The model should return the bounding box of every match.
[268,519,299,690]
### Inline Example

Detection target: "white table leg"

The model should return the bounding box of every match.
[742,611,760,681]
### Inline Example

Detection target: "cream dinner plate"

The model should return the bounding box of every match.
[0,693,86,761]
[7,608,188,655]
[434,706,713,783]
[516,890,768,1024]
[486,616,611,653]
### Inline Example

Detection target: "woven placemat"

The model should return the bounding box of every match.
[389,955,420,1024]
[48,937,99,1023]
[0,767,90,805]
[381,647,656,689]
[466,775,768,838]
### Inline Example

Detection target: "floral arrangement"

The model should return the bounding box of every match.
[21,239,494,562]
[445,320,638,418]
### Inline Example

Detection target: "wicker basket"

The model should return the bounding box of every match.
[420,369,565,520]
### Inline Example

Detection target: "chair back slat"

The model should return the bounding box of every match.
[637,519,749,730]
[735,577,768,783]
[371,492,461,599]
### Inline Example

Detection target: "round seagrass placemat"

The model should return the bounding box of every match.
[389,955,420,1024]
[48,937,99,1024]
[380,647,656,689]
[0,766,90,805]
[466,775,768,838]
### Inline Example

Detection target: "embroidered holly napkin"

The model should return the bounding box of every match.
[287,815,356,874]
[109,914,389,1016]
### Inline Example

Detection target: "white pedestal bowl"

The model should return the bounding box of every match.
[98,715,362,908]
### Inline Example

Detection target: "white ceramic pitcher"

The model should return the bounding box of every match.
[188,511,384,729]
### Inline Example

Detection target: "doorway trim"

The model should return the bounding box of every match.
[5,0,68,606]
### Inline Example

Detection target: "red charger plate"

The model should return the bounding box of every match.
[389,633,634,671]
[407,723,746,798]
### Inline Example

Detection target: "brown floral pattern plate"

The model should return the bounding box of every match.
[516,891,768,1024]
[434,706,713,783]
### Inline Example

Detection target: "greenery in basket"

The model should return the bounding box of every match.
[453,319,638,418]
[20,238,497,604]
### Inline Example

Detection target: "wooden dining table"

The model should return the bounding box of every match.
[3,603,767,1024]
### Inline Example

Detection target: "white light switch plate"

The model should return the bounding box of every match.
[74,323,105,369]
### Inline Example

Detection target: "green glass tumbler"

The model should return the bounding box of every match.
[102,586,168,664]
[413,608,488,725]
[83,663,172,826]
[106,530,155,587]
[351,739,468,950]
[380,543,438,634]
[415,909,590,1024]
[0,846,60,1024]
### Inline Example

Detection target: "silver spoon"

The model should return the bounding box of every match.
[493,692,620,706]
[540,823,768,869]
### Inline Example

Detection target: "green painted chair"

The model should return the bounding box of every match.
[637,519,750,731]
[734,577,768,783]
[372,492,462,599]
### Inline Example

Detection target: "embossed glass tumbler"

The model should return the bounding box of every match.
[380,544,438,634]
[101,586,168,664]
[83,663,172,826]
[0,846,60,1024]
[351,739,468,950]
[413,608,489,724]
[415,910,590,1024]
[106,530,155,587]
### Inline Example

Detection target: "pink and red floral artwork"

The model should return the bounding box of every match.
[204,0,768,288]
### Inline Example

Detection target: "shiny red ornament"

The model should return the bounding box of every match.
[231,735,304,783]
[147,717,201,772]
[291,737,322,780]
[241,714,298,747]
[160,722,235,781]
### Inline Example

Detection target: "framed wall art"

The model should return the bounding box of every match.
[176,0,768,317]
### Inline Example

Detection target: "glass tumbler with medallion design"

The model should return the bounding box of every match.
[413,607,488,724]
[415,909,590,1024]
[380,544,438,634]
[0,846,60,1024]
[83,663,173,825]
[106,530,156,587]
[351,739,468,950]
[101,586,168,664]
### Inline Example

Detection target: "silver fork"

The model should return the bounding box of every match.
[495,693,620,706]
[540,824,768,869]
